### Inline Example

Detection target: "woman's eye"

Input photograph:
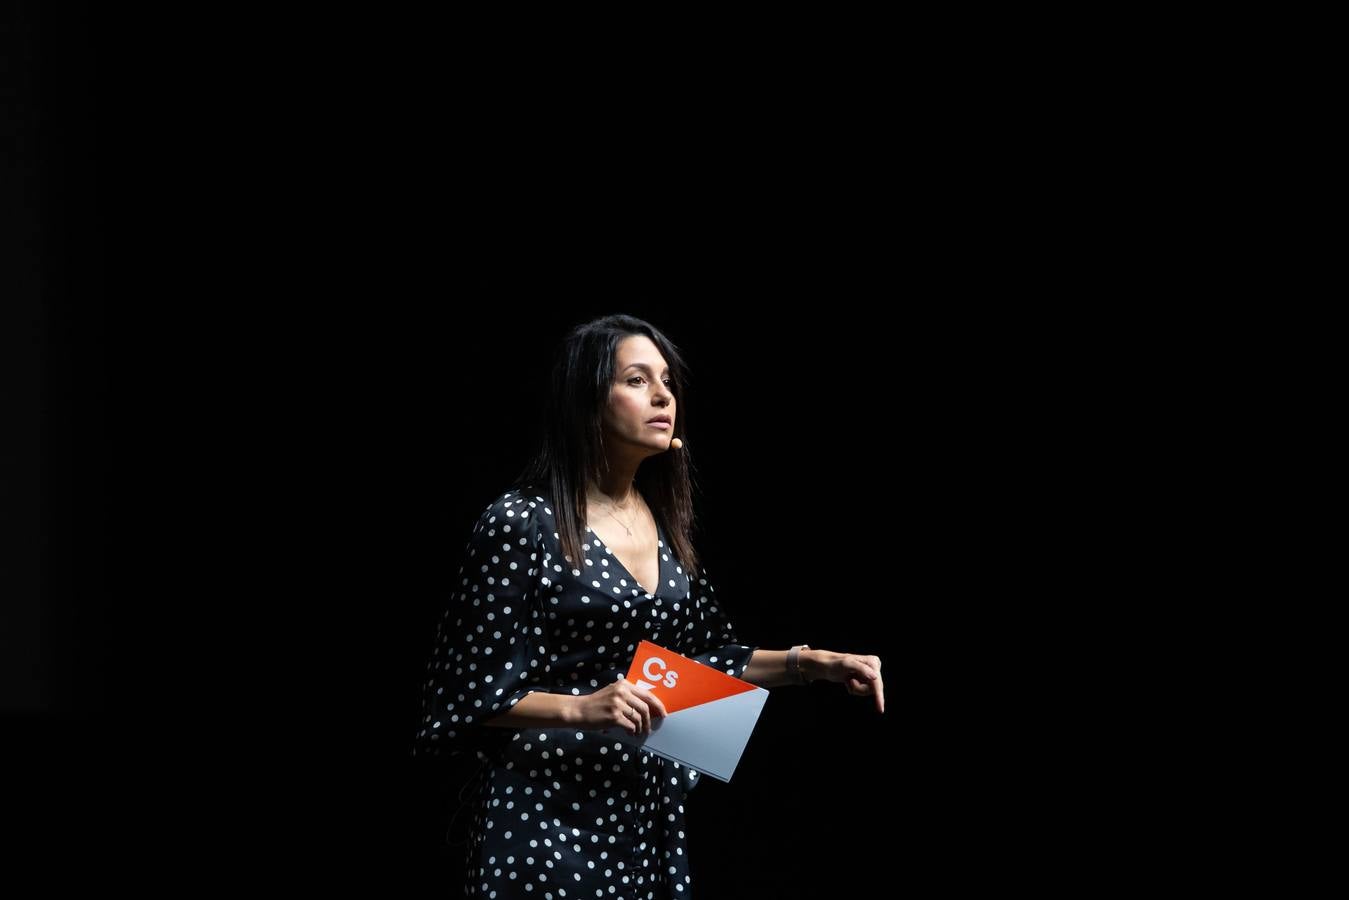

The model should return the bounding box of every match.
[628,377,674,389]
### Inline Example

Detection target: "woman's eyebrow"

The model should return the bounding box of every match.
[624,363,670,376]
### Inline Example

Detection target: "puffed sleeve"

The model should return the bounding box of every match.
[684,560,758,680]
[411,491,552,761]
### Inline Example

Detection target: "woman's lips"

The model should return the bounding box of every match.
[647,421,671,429]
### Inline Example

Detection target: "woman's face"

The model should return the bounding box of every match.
[605,335,676,451]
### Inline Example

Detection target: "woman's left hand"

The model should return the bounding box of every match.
[806,650,884,714]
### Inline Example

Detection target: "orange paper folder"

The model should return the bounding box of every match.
[600,639,769,783]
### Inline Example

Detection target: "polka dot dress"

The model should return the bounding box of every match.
[413,487,759,898]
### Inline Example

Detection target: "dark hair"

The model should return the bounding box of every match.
[509,313,703,575]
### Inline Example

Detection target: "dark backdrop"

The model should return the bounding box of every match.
[7,5,1125,894]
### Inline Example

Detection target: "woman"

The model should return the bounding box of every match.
[412,314,885,897]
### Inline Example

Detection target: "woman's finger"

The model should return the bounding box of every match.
[634,688,666,728]
[845,677,885,712]
[845,655,878,678]
[848,662,879,681]
[623,685,651,734]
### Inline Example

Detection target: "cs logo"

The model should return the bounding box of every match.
[636,654,679,690]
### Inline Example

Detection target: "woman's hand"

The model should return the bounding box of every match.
[570,677,669,736]
[805,650,885,714]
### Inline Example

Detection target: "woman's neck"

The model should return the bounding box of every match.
[587,476,641,512]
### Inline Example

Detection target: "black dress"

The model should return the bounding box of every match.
[412,486,759,898]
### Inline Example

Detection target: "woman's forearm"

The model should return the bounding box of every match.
[485,655,819,723]
[742,648,823,689]
[482,690,577,729]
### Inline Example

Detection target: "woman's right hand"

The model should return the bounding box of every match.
[570,678,668,736]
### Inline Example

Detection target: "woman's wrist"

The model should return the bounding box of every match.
[800,648,825,683]
[560,693,580,725]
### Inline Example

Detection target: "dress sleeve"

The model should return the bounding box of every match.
[684,561,759,680]
[411,493,552,761]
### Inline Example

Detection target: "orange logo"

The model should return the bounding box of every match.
[621,639,758,714]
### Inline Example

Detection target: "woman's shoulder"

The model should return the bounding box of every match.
[479,483,556,532]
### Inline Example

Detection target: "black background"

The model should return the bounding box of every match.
[6,5,1148,894]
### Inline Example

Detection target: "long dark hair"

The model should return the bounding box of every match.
[509,314,703,576]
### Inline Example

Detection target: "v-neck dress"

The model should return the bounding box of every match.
[412,485,760,898]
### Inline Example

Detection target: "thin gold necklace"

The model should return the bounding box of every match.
[603,503,639,536]
[592,492,641,536]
